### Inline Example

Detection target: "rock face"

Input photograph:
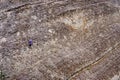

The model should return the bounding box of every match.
[0,0,120,80]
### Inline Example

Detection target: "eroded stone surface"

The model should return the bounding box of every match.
[0,0,120,80]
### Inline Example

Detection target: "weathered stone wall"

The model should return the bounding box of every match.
[0,0,120,80]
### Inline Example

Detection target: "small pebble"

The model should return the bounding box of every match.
[31,15,37,20]
[0,38,6,43]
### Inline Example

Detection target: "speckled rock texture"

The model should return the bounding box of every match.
[0,0,120,80]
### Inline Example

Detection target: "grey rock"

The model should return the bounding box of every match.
[0,0,120,80]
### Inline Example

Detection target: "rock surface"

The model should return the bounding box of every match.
[0,0,120,80]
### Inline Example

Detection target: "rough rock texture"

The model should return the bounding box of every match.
[0,0,120,80]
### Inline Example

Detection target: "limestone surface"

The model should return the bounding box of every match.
[0,0,120,80]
